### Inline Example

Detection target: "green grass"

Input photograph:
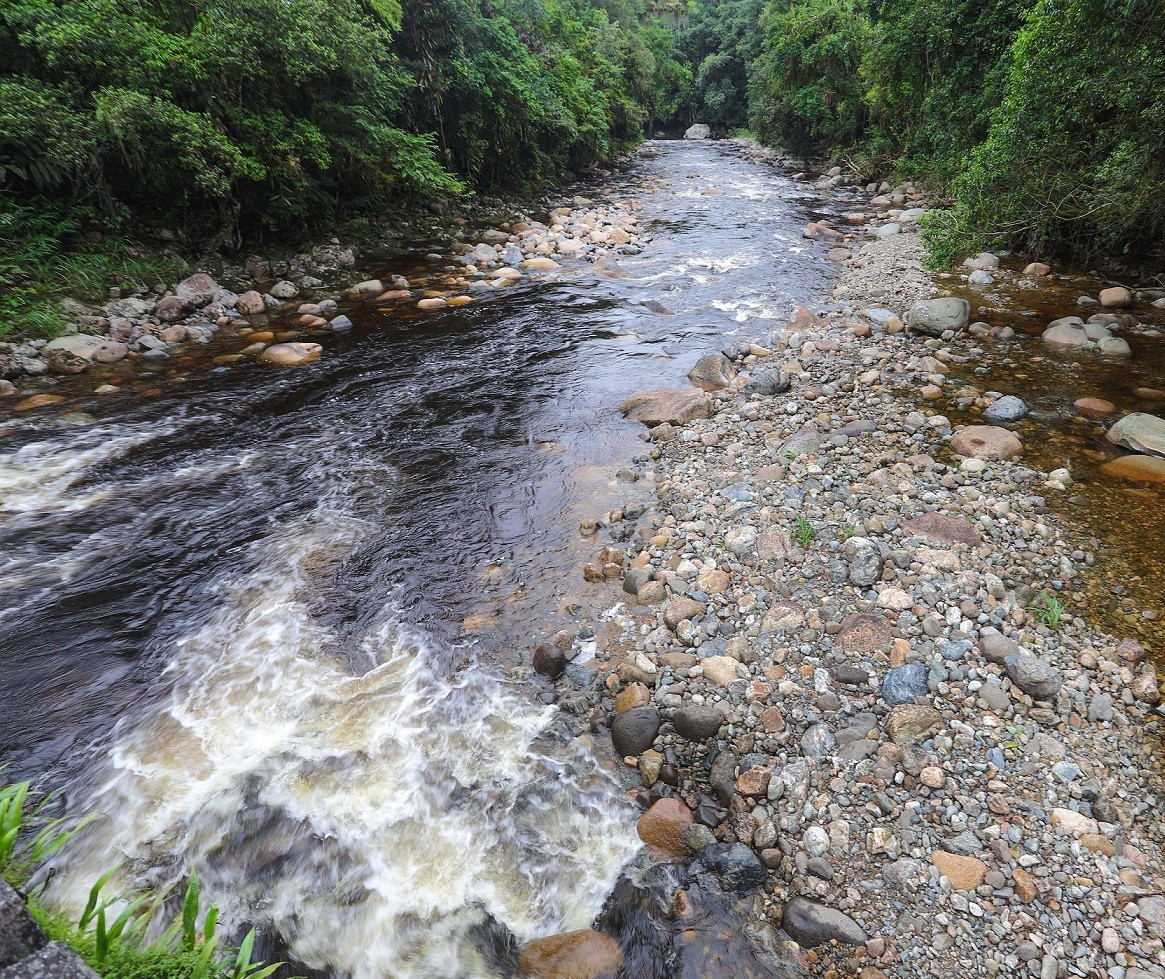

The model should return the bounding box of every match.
[793,515,815,547]
[1028,592,1068,629]
[2,778,285,979]
[0,196,186,341]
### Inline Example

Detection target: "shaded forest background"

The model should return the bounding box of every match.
[1,0,1162,333]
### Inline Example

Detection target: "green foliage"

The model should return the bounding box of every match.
[928,0,1165,260]
[0,195,186,340]
[862,0,1032,182]
[750,0,870,154]
[2,778,286,979]
[0,0,666,247]
[793,514,815,547]
[0,780,92,887]
[1028,591,1067,629]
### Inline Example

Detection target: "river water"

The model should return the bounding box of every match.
[0,142,833,976]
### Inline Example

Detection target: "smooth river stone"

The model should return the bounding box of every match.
[517,930,621,979]
[950,425,1023,460]
[259,342,322,366]
[1102,454,1165,483]
[1075,397,1115,417]
[637,797,693,860]
[620,388,712,427]
[1106,412,1165,458]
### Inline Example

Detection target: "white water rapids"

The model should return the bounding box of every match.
[43,499,639,977]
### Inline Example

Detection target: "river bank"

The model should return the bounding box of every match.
[572,151,1165,978]
[0,157,648,398]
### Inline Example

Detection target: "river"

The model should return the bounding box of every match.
[0,141,835,977]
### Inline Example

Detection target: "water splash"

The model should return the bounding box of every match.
[44,507,639,978]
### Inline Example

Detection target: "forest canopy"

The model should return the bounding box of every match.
[1,0,1161,262]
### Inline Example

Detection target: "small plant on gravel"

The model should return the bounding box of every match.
[793,515,815,547]
[1028,591,1068,628]
[843,522,859,539]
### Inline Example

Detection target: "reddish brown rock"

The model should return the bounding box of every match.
[615,683,650,713]
[1074,397,1116,417]
[759,707,786,732]
[901,512,982,545]
[1102,455,1165,484]
[1012,867,1037,903]
[836,613,892,653]
[637,797,694,860]
[930,852,987,890]
[14,394,66,411]
[517,930,622,979]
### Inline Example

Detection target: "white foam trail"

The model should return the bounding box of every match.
[0,422,185,514]
[45,504,639,979]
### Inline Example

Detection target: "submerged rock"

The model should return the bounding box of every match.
[259,342,322,366]
[516,929,621,979]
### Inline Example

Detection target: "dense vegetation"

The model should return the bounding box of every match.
[664,0,1164,263]
[0,0,686,335]
[0,0,1161,338]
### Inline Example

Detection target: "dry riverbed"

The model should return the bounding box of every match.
[552,152,1165,979]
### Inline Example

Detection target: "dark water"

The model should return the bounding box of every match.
[0,141,830,977]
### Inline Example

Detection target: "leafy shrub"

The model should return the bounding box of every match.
[930,0,1165,260]
[750,0,870,155]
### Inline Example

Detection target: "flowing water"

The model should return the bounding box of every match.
[0,141,833,976]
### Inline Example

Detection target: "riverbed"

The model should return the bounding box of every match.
[0,140,834,977]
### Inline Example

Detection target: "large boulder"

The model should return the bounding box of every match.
[688,354,737,391]
[950,425,1023,460]
[782,898,869,948]
[43,334,128,367]
[1099,286,1132,308]
[620,388,711,427]
[684,123,711,140]
[1042,317,1091,348]
[907,298,970,337]
[1106,413,1165,459]
[517,930,621,979]
[611,706,661,757]
[174,272,220,306]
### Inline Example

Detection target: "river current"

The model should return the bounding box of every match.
[0,141,835,976]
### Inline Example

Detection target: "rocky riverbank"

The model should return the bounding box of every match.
[0,175,649,402]
[550,151,1165,978]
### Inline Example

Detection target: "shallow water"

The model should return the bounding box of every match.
[0,142,832,976]
[936,265,1165,651]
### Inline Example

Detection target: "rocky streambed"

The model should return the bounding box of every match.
[548,157,1165,978]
